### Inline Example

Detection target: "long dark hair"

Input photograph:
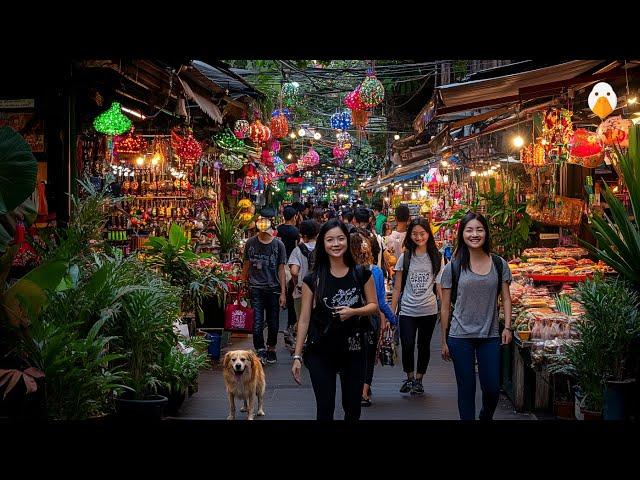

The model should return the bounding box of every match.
[311,219,356,307]
[454,211,492,271]
[403,217,441,276]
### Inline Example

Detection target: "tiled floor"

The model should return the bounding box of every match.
[176,313,535,421]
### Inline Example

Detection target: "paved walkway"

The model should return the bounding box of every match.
[177,312,534,420]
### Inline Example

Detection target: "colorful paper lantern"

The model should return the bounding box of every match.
[173,131,202,165]
[359,74,385,109]
[281,82,299,107]
[273,155,285,174]
[270,139,281,153]
[596,116,632,147]
[271,108,292,120]
[113,128,148,155]
[269,114,289,139]
[220,153,244,171]
[234,119,250,139]
[93,102,132,135]
[261,148,274,166]
[301,148,320,167]
[249,120,271,144]
[330,110,352,130]
[285,162,298,174]
[344,86,366,111]
[337,131,353,149]
[568,128,604,168]
[332,146,347,159]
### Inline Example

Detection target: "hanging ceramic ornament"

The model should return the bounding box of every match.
[271,108,292,121]
[175,131,202,166]
[588,82,617,120]
[273,155,285,174]
[270,139,281,153]
[114,128,148,156]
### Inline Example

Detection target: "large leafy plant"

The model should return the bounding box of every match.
[212,203,241,255]
[582,124,640,289]
[548,276,640,411]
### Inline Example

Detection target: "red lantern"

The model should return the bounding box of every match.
[269,115,289,139]
[249,120,271,144]
[568,128,604,168]
[114,128,148,155]
[174,131,202,166]
[344,85,366,111]
[285,163,298,174]
[261,149,274,166]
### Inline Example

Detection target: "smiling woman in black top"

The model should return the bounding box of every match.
[291,219,378,420]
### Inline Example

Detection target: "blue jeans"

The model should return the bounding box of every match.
[447,337,501,421]
[250,288,280,351]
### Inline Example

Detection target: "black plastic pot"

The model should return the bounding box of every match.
[604,379,636,420]
[115,394,168,421]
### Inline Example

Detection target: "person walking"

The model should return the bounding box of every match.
[291,219,378,420]
[277,206,300,344]
[350,230,397,407]
[439,211,512,421]
[391,218,441,395]
[241,213,288,365]
[373,201,386,235]
[386,204,410,261]
[287,219,320,349]
[354,208,383,269]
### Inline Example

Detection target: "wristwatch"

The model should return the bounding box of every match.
[292,355,303,363]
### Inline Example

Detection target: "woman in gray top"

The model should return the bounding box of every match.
[439,212,512,420]
[391,218,441,396]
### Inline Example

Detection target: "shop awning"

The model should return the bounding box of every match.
[363,157,439,190]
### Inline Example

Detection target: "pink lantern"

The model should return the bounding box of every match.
[261,149,274,166]
[344,85,366,111]
[270,139,281,153]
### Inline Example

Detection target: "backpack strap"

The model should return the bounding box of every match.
[298,242,310,259]
[491,254,504,299]
[449,257,462,307]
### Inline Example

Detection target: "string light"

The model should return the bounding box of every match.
[470,171,477,177]
[298,128,306,137]
[113,128,147,155]
[394,134,400,140]
[93,102,131,135]
[136,156,145,166]
[313,132,321,140]
[290,132,297,139]
[513,135,524,148]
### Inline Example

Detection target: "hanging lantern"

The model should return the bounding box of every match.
[330,110,352,130]
[261,148,274,166]
[174,131,202,166]
[270,139,281,153]
[333,146,347,159]
[301,148,320,167]
[113,128,148,155]
[281,82,299,107]
[273,155,285,174]
[220,153,244,171]
[351,109,369,128]
[596,116,632,147]
[344,86,366,111]
[214,128,246,151]
[249,120,271,144]
[337,131,353,150]
[285,162,298,174]
[271,108,292,120]
[568,128,604,168]
[93,102,132,135]
[269,114,289,139]
[234,119,250,139]
[359,74,385,109]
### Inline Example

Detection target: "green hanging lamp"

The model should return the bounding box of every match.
[93,102,132,135]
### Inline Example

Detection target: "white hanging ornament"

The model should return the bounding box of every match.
[588,82,617,120]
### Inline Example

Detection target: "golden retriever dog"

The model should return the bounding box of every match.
[222,350,266,420]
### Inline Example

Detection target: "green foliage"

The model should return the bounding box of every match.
[159,346,208,396]
[548,276,640,411]
[0,126,37,218]
[212,203,241,255]
[480,177,532,259]
[582,125,640,289]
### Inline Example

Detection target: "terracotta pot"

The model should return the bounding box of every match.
[581,408,603,421]
[554,400,575,420]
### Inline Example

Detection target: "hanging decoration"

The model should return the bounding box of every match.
[285,162,298,174]
[93,102,132,135]
[271,108,292,120]
[359,73,385,109]
[337,131,353,150]
[588,82,617,120]
[234,119,250,139]
[344,86,366,111]
[351,109,369,129]
[596,116,632,147]
[270,139,281,153]
[261,148,274,166]
[273,155,285,174]
[330,111,352,130]
[281,82,299,107]
[249,120,271,144]
[300,148,320,167]
[568,128,604,168]
[214,128,247,152]
[269,114,289,139]
[332,146,347,159]
[113,128,148,156]
[172,130,202,166]
[220,153,245,171]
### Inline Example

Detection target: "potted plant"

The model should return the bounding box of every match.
[212,203,242,262]
[549,276,640,420]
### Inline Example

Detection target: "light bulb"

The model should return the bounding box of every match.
[628,96,637,105]
[470,171,477,177]
[151,155,159,166]
[443,174,449,183]
[419,189,427,197]
[541,139,548,146]
[441,160,448,167]
[287,153,293,160]
[394,134,400,140]
[313,132,321,140]
[290,132,297,139]
[513,135,524,148]
[136,156,144,166]
[384,197,390,202]
[298,128,306,137]
[411,192,417,200]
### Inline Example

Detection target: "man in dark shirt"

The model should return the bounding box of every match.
[277,206,300,340]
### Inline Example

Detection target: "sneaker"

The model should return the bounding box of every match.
[411,380,424,395]
[266,350,277,364]
[400,378,414,393]
[257,349,267,365]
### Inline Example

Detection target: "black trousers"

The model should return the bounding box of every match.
[364,316,380,386]
[305,341,366,421]
[286,278,297,328]
[399,314,438,375]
